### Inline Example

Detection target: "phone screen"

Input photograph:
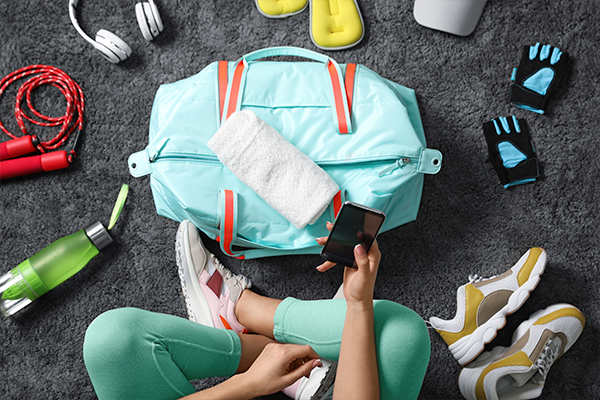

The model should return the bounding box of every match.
[320,202,386,267]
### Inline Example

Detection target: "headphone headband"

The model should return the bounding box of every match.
[69,0,96,46]
[69,0,163,62]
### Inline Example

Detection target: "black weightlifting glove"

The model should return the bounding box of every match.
[483,116,538,188]
[508,43,568,114]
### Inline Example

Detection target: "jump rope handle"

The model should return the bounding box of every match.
[0,151,72,180]
[0,135,39,161]
[0,65,84,180]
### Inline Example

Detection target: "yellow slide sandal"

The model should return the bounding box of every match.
[255,0,308,19]
[310,0,364,50]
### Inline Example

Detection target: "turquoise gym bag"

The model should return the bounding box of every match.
[128,47,442,259]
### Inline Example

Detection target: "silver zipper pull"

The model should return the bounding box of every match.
[148,137,170,162]
[378,158,411,177]
[398,157,411,167]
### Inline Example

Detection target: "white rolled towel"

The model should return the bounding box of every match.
[208,110,339,230]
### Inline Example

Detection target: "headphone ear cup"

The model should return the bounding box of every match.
[149,1,164,32]
[95,29,132,63]
[135,3,153,41]
[136,1,163,41]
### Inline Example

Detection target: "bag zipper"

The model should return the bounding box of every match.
[377,157,413,177]
[146,139,416,171]
[152,153,222,164]
[151,151,415,172]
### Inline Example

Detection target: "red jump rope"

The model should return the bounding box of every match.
[0,65,84,180]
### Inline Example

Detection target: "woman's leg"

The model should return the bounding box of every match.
[236,289,281,338]
[270,298,431,400]
[83,308,275,400]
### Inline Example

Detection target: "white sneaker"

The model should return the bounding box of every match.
[282,359,337,400]
[430,248,547,365]
[175,220,251,333]
[458,303,585,400]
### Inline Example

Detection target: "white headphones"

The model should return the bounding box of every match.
[69,0,164,63]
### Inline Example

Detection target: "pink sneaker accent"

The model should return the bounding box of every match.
[198,273,247,334]
[282,379,302,399]
[206,270,223,296]
[222,291,247,333]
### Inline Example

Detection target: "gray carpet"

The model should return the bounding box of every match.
[1,1,598,399]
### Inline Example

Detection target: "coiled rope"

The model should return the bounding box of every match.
[0,65,84,156]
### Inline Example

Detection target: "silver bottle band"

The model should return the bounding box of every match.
[85,221,113,250]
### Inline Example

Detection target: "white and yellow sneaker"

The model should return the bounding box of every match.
[458,303,585,400]
[430,248,547,365]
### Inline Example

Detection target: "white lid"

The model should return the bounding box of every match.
[414,0,487,36]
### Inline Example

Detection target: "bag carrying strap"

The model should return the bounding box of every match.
[345,63,357,118]
[219,47,354,134]
[218,189,245,259]
[332,190,345,219]
[222,61,246,123]
[218,61,228,118]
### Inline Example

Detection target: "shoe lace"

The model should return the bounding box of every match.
[532,337,560,383]
[209,253,250,289]
[468,273,498,283]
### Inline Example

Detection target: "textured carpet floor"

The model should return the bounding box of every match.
[1,1,599,399]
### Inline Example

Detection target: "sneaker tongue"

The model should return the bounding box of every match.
[509,369,538,387]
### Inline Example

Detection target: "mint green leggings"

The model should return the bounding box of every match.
[83,298,430,400]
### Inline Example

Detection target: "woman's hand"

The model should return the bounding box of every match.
[240,343,322,398]
[316,222,381,306]
[181,343,321,400]
[315,221,337,272]
[343,240,380,306]
[316,221,381,400]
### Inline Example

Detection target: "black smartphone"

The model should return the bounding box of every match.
[320,202,386,268]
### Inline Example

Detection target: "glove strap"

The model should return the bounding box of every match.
[509,84,546,114]
[505,157,539,183]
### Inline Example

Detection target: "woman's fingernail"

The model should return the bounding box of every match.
[355,244,365,256]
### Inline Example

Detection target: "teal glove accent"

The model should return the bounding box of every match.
[550,47,562,64]
[498,142,527,169]
[528,43,541,60]
[523,69,555,95]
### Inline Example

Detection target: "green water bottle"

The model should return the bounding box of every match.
[0,184,129,317]
[0,223,112,316]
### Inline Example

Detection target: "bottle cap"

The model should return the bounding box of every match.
[109,184,129,230]
[85,222,113,250]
